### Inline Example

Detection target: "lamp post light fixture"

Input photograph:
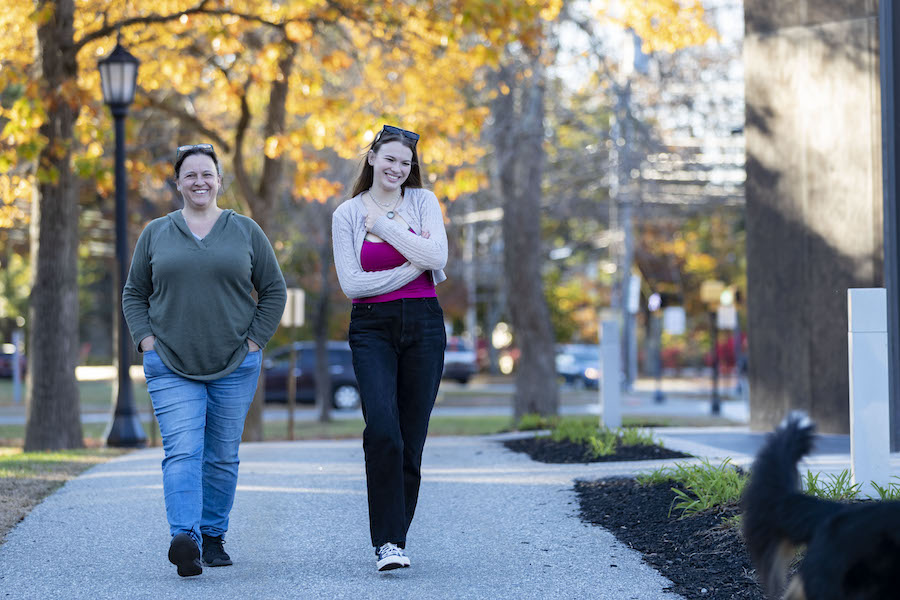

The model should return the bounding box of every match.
[99,40,146,448]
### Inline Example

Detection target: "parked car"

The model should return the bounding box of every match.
[555,344,601,389]
[263,341,360,410]
[442,336,478,384]
[0,344,25,378]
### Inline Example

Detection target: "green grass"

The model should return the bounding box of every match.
[637,457,749,518]
[622,415,742,428]
[0,447,127,478]
[871,477,900,500]
[0,379,151,411]
[802,469,862,501]
[1,415,516,447]
[635,461,900,522]
[515,414,661,459]
[0,421,160,448]
[270,415,513,440]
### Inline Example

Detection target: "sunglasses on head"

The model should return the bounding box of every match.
[175,143,215,162]
[375,125,419,144]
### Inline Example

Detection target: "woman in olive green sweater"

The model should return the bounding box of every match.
[122,144,286,577]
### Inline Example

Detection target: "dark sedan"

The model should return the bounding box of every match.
[263,341,360,410]
[0,346,25,379]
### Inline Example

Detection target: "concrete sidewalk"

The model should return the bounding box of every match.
[3,425,899,599]
[0,434,686,600]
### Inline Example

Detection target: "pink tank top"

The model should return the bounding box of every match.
[354,233,436,303]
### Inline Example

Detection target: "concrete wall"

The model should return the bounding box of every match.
[745,0,883,433]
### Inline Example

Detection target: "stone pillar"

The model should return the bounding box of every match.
[745,1,883,433]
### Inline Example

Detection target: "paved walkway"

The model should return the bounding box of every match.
[4,425,895,599]
[0,434,685,600]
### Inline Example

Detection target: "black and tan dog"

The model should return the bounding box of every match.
[742,413,900,599]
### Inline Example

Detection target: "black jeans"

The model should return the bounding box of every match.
[348,297,446,548]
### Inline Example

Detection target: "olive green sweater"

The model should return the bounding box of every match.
[122,209,286,381]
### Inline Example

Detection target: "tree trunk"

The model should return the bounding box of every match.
[492,55,560,420]
[25,0,84,450]
[314,204,333,423]
[240,44,296,442]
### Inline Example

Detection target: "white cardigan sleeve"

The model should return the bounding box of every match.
[332,204,424,300]
[369,189,448,271]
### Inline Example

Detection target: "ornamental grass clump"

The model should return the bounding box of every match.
[802,469,862,501]
[871,477,900,500]
[548,419,661,459]
[637,458,749,518]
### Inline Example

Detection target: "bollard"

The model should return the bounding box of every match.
[847,288,891,497]
[600,319,621,429]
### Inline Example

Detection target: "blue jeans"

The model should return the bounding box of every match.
[348,298,446,548]
[143,349,261,547]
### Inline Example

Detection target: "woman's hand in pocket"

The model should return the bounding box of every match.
[248,339,260,353]
[140,336,156,352]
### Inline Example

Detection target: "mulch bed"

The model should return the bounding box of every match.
[504,436,765,600]
[502,437,692,463]
[576,478,763,600]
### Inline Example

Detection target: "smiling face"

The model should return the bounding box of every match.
[368,141,413,194]
[176,153,221,211]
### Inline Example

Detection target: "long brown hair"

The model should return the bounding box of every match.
[350,128,423,198]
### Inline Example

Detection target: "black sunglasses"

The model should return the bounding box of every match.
[175,143,215,162]
[375,125,419,144]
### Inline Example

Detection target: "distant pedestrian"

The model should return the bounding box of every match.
[332,124,448,571]
[122,143,286,577]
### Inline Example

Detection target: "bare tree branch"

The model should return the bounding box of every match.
[141,93,231,154]
[232,90,255,209]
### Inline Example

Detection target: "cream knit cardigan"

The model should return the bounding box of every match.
[332,187,448,300]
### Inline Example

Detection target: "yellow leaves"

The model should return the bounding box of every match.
[265,45,282,62]
[212,35,244,56]
[600,0,718,54]
[320,51,353,71]
[28,2,55,26]
[295,175,343,204]
[433,169,487,202]
[0,3,35,66]
[264,136,283,158]
[0,175,32,228]
[285,21,314,43]
[685,252,717,276]
[84,142,104,159]
[539,0,563,22]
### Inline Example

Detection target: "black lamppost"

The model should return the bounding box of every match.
[99,40,146,448]
[700,279,725,416]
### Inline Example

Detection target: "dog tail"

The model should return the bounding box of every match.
[742,412,843,597]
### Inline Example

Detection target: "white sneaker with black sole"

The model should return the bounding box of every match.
[376,542,410,571]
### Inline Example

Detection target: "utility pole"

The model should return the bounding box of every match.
[610,77,637,391]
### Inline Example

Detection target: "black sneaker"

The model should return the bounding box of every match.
[202,534,233,567]
[168,533,202,577]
